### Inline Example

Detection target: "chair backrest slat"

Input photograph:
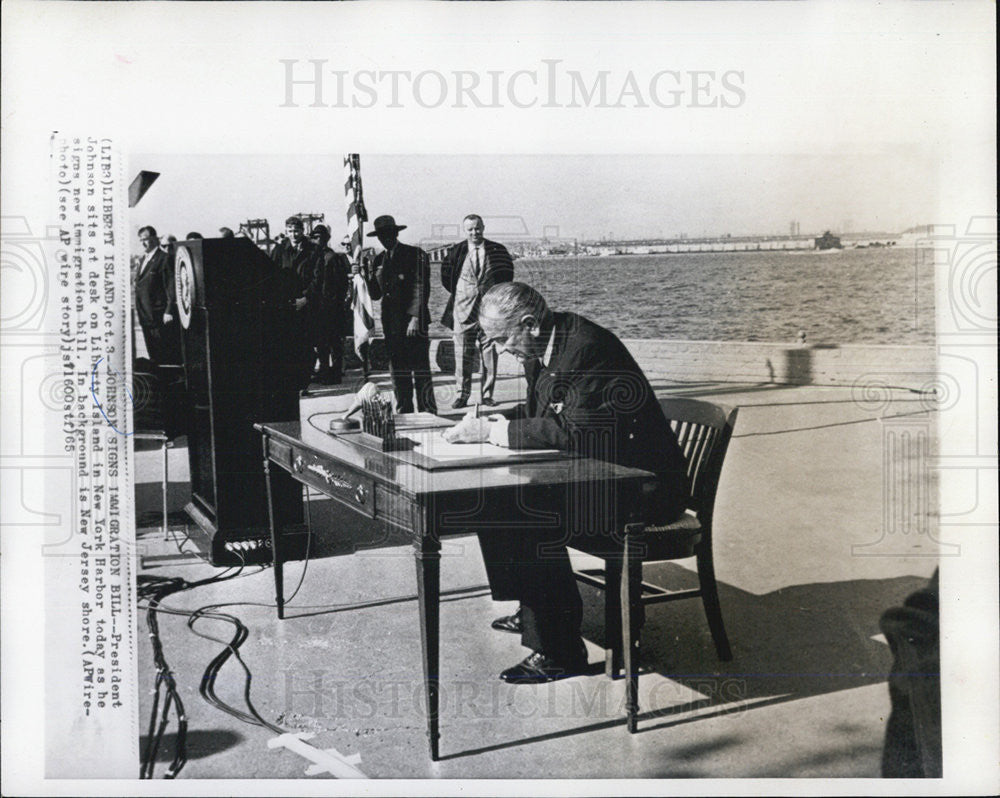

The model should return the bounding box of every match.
[660,397,739,522]
[689,427,716,501]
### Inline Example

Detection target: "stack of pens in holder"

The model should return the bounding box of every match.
[361,392,396,442]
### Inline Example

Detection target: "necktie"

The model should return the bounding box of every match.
[473,246,481,276]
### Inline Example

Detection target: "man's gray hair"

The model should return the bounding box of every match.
[480,282,549,329]
[463,213,484,226]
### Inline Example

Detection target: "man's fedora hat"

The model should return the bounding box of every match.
[367,215,407,237]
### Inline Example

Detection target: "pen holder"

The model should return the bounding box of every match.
[359,395,412,451]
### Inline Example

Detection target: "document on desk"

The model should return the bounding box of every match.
[395,429,566,470]
[301,412,567,469]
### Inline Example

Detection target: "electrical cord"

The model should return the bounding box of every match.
[139,597,287,741]
[186,605,285,734]
[138,575,189,779]
[280,485,314,606]
[139,482,488,775]
[138,569,492,778]
[148,581,492,618]
[137,565,247,778]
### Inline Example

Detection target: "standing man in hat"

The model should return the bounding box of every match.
[357,215,437,413]
[309,224,350,384]
[441,214,514,409]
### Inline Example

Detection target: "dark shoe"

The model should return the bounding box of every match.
[480,397,498,407]
[451,397,469,409]
[491,608,522,634]
[499,644,588,684]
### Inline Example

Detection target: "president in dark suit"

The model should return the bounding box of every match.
[361,215,437,414]
[440,214,514,408]
[445,282,690,683]
[134,225,180,365]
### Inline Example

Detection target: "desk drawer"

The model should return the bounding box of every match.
[268,437,294,470]
[289,447,377,519]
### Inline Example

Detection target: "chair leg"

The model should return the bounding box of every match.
[604,555,623,678]
[621,532,643,733]
[696,544,732,661]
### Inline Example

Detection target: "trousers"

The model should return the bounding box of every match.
[476,527,583,660]
[385,333,437,414]
[454,326,497,401]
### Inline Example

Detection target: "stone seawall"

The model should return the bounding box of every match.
[135,325,934,390]
[617,339,937,388]
[426,337,937,390]
[136,334,935,389]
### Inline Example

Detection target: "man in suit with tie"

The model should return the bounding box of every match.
[444,281,690,683]
[134,225,180,365]
[270,215,318,388]
[359,215,437,414]
[440,214,514,409]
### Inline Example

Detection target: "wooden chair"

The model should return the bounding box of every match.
[571,397,739,732]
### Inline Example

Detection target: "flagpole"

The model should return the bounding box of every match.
[343,153,368,269]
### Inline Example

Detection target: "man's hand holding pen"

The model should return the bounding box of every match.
[442,406,502,443]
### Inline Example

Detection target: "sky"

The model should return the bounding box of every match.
[131,150,940,248]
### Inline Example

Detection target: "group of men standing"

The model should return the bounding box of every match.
[135,211,516,411]
[269,216,351,386]
[134,219,353,387]
[357,212,514,415]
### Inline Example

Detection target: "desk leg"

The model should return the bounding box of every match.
[261,435,284,620]
[621,526,643,733]
[414,540,441,761]
[604,554,623,678]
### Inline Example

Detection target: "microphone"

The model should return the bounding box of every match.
[343,381,380,418]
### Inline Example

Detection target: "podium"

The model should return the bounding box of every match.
[175,237,306,564]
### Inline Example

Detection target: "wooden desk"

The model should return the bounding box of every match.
[255,420,654,760]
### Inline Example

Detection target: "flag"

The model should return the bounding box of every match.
[344,154,374,356]
[351,273,375,353]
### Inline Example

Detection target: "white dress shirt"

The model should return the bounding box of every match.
[138,249,157,277]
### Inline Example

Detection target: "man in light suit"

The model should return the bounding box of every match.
[134,225,180,365]
[440,214,514,409]
[359,215,437,414]
[445,282,690,683]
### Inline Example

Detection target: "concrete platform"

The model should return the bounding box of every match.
[134,367,940,779]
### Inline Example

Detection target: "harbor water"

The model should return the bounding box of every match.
[423,247,936,346]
